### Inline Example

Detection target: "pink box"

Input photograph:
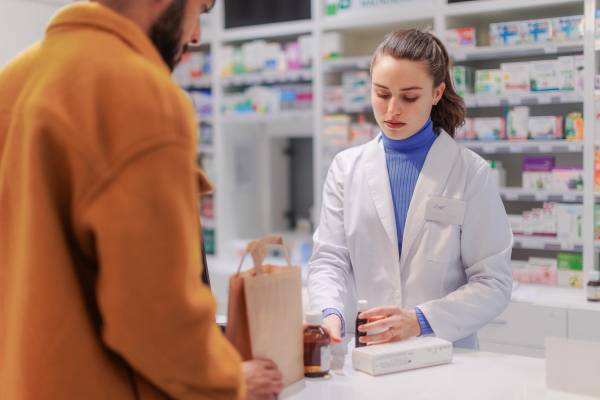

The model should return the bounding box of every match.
[528,257,558,286]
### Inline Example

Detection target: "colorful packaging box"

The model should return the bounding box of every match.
[596,10,600,39]
[565,112,584,139]
[473,117,506,140]
[528,116,563,139]
[501,62,530,93]
[557,253,583,288]
[556,203,583,239]
[523,19,553,43]
[528,257,558,286]
[530,60,559,91]
[552,16,585,41]
[522,157,554,190]
[557,56,575,90]
[543,202,558,237]
[342,71,371,111]
[475,69,502,95]
[532,208,545,236]
[574,55,584,92]
[455,118,473,140]
[322,32,344,59]
[506,106,530,140]
[552,167,584,190]
[490,21,524,46]
[595,151,600,191]
[511,259,530,283]
[488,160,506,187]
[444,28,476,51]
[452,66,473,96]
[508,214,523,235]
[595,204,600,240]
[522,210,533,236]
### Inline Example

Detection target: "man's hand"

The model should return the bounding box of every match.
[242,359,284,400]
[357,306,421,345]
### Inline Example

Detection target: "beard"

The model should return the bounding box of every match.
[149,0,188,71]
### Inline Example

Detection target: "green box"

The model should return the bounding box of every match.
[557,253,583,271]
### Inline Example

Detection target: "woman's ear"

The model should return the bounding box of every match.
[433,82,445,105]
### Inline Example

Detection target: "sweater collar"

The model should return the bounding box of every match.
[381,117,436,153]
[46,2,169,74]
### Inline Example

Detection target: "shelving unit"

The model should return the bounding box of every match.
[460,139,584,154]
[498,188,589,202]
[186,0,599,295]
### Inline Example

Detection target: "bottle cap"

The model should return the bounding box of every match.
[306,311,323,326]
[590,270,600,281]
[357,300,368,312]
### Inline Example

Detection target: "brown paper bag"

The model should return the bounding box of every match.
[226,236,304,387]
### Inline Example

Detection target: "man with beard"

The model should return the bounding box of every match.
[0,0,283,399]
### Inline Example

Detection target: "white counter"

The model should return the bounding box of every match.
[280,336,596,400]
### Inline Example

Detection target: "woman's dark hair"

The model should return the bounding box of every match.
[370,29,466,137]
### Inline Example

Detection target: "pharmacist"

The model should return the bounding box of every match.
[308,29,513,350]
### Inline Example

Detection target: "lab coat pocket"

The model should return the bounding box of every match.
[427,220,461,263]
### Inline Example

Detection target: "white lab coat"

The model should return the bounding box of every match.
[308,131,513,349]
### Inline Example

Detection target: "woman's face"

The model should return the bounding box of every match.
[371,56,445,140]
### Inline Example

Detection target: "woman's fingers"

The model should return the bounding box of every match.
[358,305,400,320]
[359,328,396,344]
[367,316,386,323]
[358,316,398,333]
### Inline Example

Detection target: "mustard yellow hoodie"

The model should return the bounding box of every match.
[0,3,244,399]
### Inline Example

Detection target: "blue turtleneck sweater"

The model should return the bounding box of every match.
[322,118,437,338]
[382,117,437,255]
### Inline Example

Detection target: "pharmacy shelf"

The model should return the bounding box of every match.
[322,9,435,32]
[498,188,587,202]
[444,0,583,17]
[199,115,213,123]
[450,40,584,62]
[322,56,372,73]
[221,110,313,125]
[220,69,313,87]
[513,236,584,252]
[220,20,314,42]
[463,92,583,108]
[184,76,212,90]
[459,139,583,154]
[198,145,215,155]
[324,104,371,114]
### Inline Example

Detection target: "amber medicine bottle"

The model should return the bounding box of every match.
[355,300,368,348]
[303,311,330,377]
[588,270,600,302]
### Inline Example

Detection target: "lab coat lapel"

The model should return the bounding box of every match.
[400,131,458,273]
[364,134,399,252]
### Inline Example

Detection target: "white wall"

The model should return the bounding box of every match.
[0,0,65,68]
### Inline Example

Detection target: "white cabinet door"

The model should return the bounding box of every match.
[478,302,567,349]
[568,308,600,343]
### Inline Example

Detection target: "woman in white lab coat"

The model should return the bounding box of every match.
[308,29,513,350]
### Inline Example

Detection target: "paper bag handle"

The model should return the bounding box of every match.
[236,235,292,275]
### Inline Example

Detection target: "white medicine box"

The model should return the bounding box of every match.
[501,62,530,94]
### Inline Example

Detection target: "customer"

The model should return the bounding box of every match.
[0,0,282,399]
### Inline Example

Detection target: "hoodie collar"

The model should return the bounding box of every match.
[46,2,169,74]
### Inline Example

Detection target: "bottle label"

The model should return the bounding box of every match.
[304,366,322,373]
[321,345,331,371]
[587,286,600,300]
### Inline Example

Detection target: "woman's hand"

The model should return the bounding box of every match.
[304,314,344,346]
[322,314,344,346]
[357,306,422,345]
